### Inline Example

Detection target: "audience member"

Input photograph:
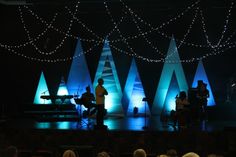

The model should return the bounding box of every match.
[133,149,147,157]
[158,155,168,157]
[182,152,199,157]
[207,154,217,157]
[62,150,77,157]
[97,151,110,157]
[166,149,178,157]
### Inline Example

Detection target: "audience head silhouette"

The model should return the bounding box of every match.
[207,154,217,157]
[182,152,199,157]
[62,150,77,157]
[97,151,110,157]
[166,149,178,157]
[133,149,147,157]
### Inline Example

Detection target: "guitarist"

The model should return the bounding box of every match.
[81,86,96,117]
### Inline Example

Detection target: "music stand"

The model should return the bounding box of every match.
[142,97,148,130]
[74,98,92,129]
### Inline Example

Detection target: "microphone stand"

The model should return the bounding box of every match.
[41,90,48,104]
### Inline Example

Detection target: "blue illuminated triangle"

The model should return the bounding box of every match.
[123,58,150,115]
[152,36,188,115]
[33,71,51,104]
[163,72,180,112]
[192,60,216,106]
[67,37,93,106]
[56,77,70,104]
[93,39,123,115]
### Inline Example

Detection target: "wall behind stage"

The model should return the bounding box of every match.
[0,3,236,116]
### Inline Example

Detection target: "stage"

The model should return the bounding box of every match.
[1,116,236,132]
[1,101,234,131]
[1,112,236,157]
[1,102,236,157]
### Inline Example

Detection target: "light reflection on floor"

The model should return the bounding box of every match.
[34,117,152,130]
[30,116,236,131]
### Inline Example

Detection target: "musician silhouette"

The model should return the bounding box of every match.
[174,91,190,128]
[196,80,209,121]
[81,86,96,116]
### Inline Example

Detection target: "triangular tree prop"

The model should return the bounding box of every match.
[192,60,216,106]
[33,71,51,104]
[163,72,180,112]
[123,58,150,115]
[67,37,93,108]
[93,39,123,115]
[152,36,188,115]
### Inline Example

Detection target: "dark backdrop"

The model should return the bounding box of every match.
[0,0,235,116]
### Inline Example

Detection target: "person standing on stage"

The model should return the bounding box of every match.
[95,78,108,127]
[197,82,209,121]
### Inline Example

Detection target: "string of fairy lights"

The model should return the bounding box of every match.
[199,1,234,49]
[224,30,236,44]
[65,6,103,41]
[118,0,236,49]
[0,0,235,63]
[200,1,234,49]
[0,1,105,62]
[105,0,236,63]
[126,4,199,58]
[19,7,67,56]
[18,1,80,56]
[23,5,101,42]
[111,0,207,48]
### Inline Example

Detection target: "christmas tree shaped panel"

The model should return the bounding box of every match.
[124,58,150,115]
[34,71,51,104]
[93,40,123,115]
[152,36,188,115]
[192,60,216,106]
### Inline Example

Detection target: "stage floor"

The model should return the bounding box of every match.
[1,116,236,157]
[1,116,236,132]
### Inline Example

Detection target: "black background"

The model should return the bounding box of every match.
[0,0,235,115]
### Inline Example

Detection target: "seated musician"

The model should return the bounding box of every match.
[81,86,97,117]
[174,91,190,128]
